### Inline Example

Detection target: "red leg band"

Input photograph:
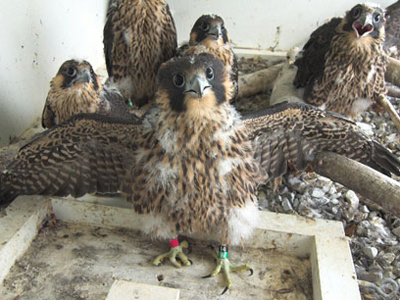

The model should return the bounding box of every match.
[169,238,179,248]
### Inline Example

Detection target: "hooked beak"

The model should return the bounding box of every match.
[184,73,211,98]
[352,12,374,37]
[73,68,91,84]
[206,24,222,39]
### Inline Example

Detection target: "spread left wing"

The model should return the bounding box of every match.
[242,102,400,183]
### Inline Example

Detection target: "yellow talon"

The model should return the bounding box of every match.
[202,246,253,294]
[152,240,191,268]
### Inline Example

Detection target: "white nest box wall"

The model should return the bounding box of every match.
[0,0,107,147]
[0,0,394,147]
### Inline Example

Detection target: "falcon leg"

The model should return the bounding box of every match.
[377,94,400,132]
[202,245,253,295]
[126,98,134,108]
[152,238,191,268]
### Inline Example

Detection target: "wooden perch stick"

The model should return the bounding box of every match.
[237,63,284,99]
[377,95,400,132]
[313,152,400,217]
[386,56,400,87]
[387,85,400,98]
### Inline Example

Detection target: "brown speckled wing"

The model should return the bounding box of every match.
[103,0,177,106]
[242,102,400,183]
[41,94,56,129]
[103,0,117,77]
[385,1,400,52]
[0,114,142,205]
[293,18,342,100]
[160,3,178,62]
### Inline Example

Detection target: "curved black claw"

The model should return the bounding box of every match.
[249,268,254,276]
[202,274,212,279]
[221,286,229,295]
[188,259,193,265]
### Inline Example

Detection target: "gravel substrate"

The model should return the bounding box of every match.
[236,57,400,300]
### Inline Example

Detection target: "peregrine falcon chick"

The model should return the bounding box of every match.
[1,54,400,293]
[104,0,177,107]
[294,3,400,131]
[42,59,133,129]
[179,14,238,102]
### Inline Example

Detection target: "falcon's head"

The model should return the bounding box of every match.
[341,3,385,41]
[156,53,232,116]
[42,60,104,128]
[189,15,230,48]
[50,60,102,93]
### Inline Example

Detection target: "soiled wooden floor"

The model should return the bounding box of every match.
[0,221,312,300]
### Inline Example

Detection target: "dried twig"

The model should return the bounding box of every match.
[237,63,284,99]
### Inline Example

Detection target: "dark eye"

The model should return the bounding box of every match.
[66,67,77,77]
[221,24,225,31]
[353,7,361,19]
[173,74,185,87]
[374,14,381,22]
[205,67,214,80]
[200,22,210,31]
[90,68,95,76]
